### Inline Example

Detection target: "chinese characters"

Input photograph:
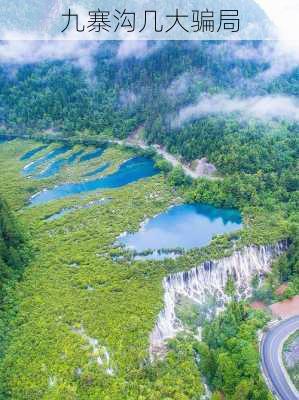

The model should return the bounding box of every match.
[61,8,240,35]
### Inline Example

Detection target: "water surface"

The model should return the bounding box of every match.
[36,149,84,179]
[67,150,85,164]
[80,148,105,163]
[0,136,12,144]
[22,146,70,176]
[20,145,48,161]
[84,162,110,177]
[119,204,242,255]
[30,157,159,205]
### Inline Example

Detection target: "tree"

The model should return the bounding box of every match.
[211,391,223,400]
[232,380,251,399]
[168,167,191,187]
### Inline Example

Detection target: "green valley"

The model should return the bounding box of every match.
[0,38,297,400]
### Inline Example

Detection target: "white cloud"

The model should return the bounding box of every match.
[117,40,149,60]
[230,40,299,81]
[256,0,299,41]
[0,31,101,71]
[258,41,299,80]
[166,71,195,97]
[233,1,299,80]
[119,89,139,107]
[116,40,164,60]
[174,94,299,126]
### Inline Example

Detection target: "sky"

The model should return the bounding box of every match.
[256,0,299,41]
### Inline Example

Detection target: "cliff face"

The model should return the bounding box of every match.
[150,241,288,358]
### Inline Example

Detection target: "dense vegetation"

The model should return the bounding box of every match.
[0,140,209,399]
[1,42,298,142]
[0,137,290,400]
[0,197,27,306]
[0,194,29,379]
[197,302,272,400]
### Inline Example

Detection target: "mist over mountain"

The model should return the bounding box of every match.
[0,40,298,173]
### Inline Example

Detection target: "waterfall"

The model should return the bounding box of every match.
[150,241,288,358]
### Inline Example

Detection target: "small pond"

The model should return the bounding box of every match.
[119,203,242,257]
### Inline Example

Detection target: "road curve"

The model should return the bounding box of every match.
[261,315,299,400]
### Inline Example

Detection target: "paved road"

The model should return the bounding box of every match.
[261,315,299,400]
[110,138,219,180]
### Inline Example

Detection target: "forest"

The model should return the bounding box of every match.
[197,302,272,400]
[0,198,28,307]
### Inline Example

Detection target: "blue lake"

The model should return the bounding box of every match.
[30,157,159,205]
[20,145,48,161]
[119,204,242,254]
[22,146,70,176]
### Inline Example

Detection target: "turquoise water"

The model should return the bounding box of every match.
[30,157,159,205]
[119,204,242,254]
[0,136,12,144]
[80,148,105,162]
[36,149,84,179]
[67,149,85,164]
[37,158,69,179]
[20,145,48,161]
[22,146,70,176]
[84,162,110,177]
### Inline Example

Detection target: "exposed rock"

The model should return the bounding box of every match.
[150,241,288,359]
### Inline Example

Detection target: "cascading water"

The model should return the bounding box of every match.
[150,241,288,358]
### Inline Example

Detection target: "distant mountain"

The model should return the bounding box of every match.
[0,38,298,180]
